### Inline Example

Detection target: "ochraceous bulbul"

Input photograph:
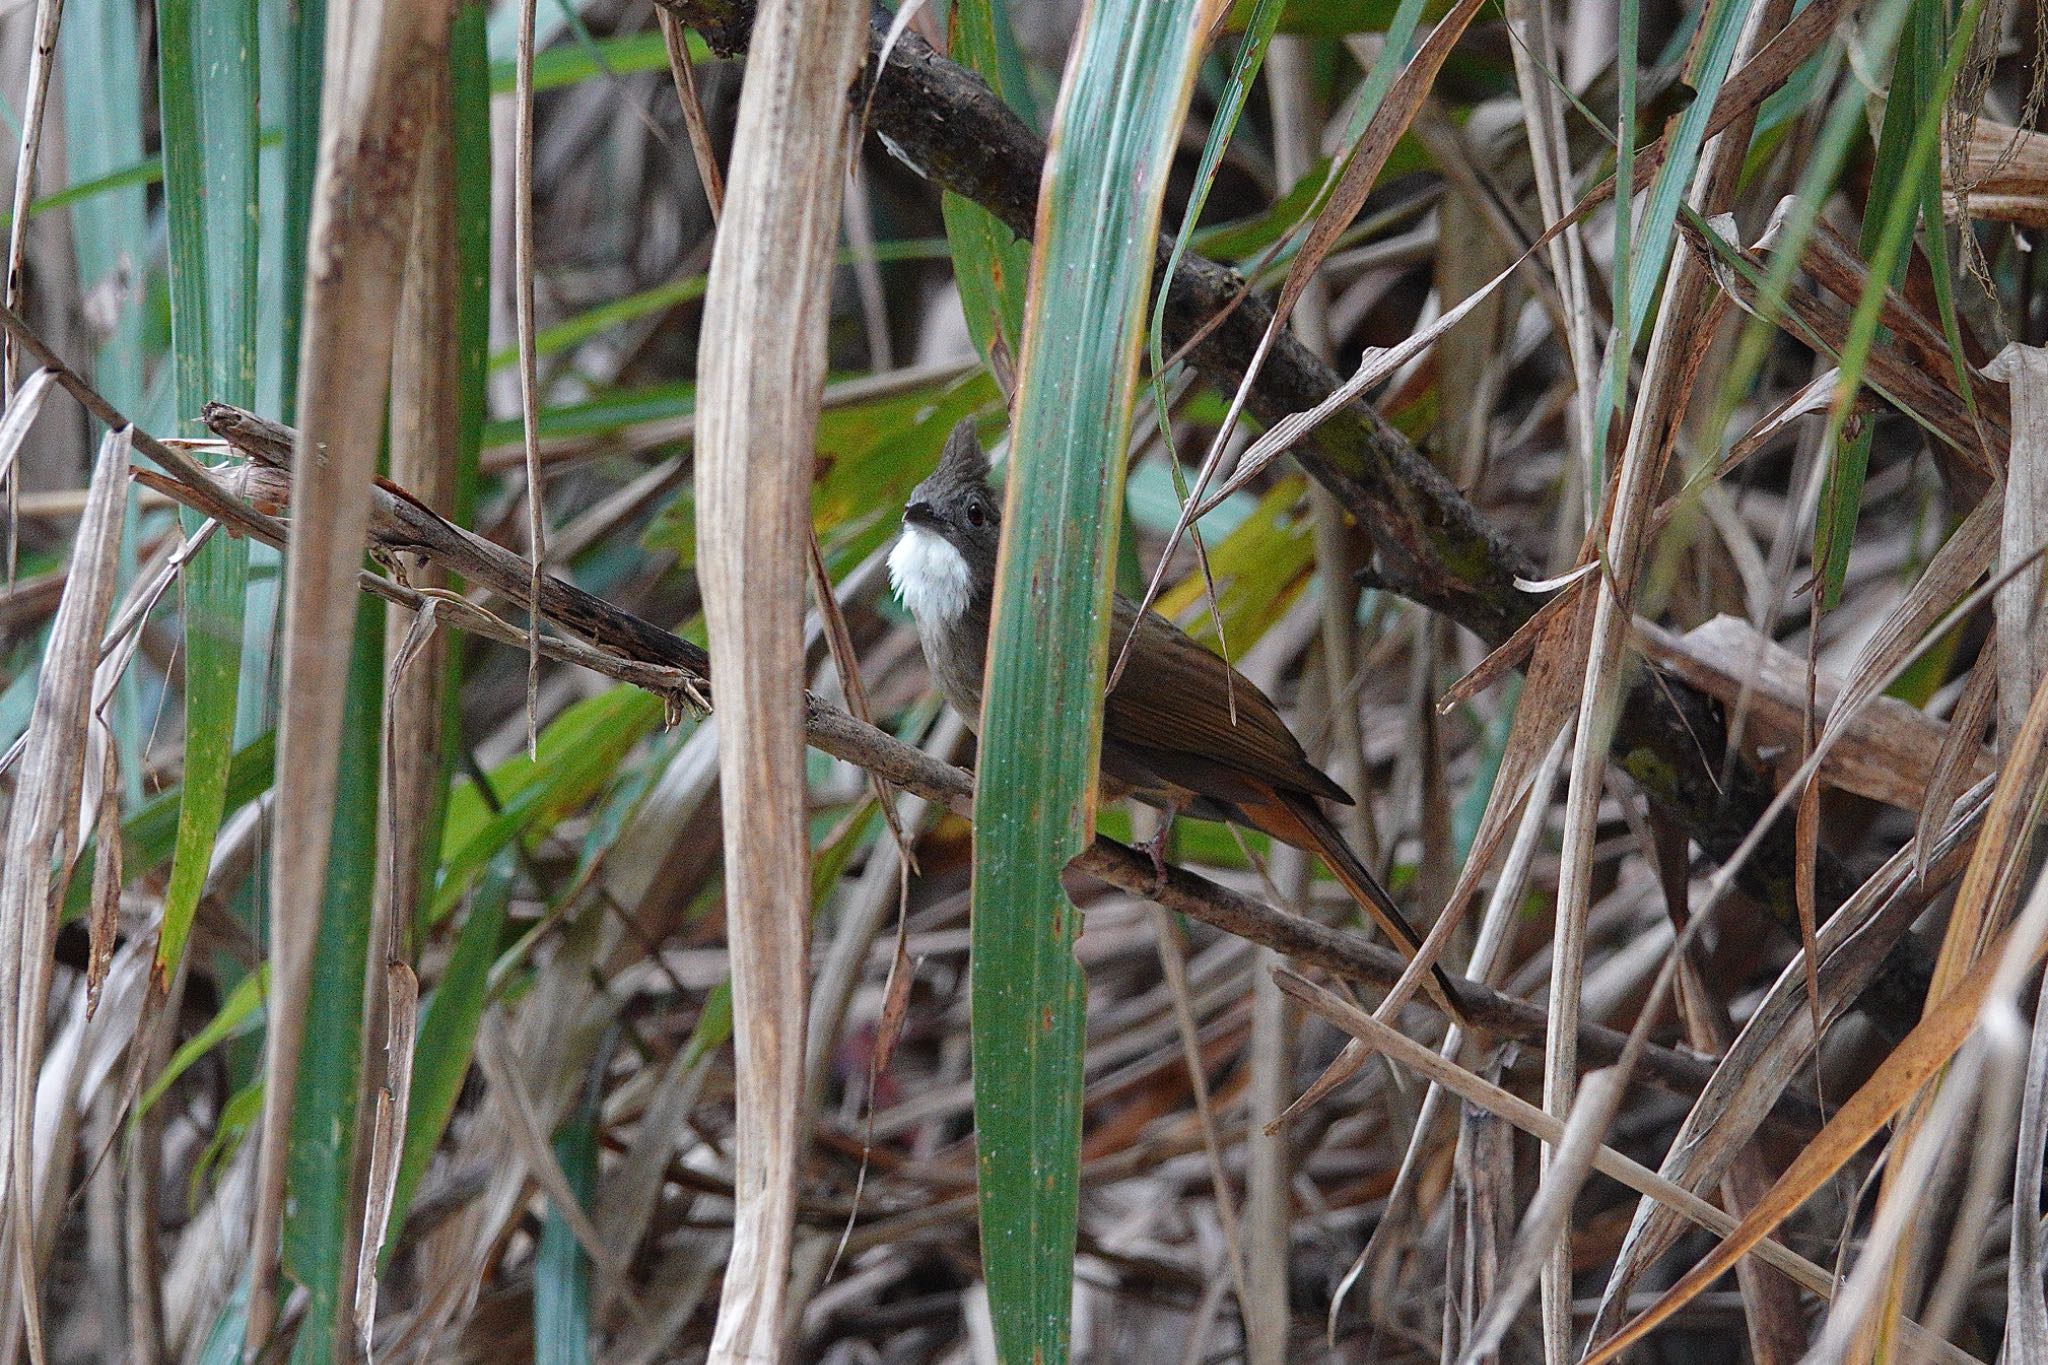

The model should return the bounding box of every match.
[888,419,1466,1022]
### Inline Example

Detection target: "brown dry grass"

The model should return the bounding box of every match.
[6,0,2048,1360]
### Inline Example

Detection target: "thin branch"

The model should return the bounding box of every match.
[0,289,1827,1130]
[187,401,1810,1123]
[655,0,1935,1035]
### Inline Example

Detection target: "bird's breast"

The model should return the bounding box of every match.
[915,609,988,727]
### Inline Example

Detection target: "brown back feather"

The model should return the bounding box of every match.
[1102,594,1352,806]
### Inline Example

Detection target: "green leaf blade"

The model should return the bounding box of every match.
[943,3,1037,376]
[1815,0,1985,608]
[281,598,383,1361]
[970,6,1214,1360]
[154,0,261,988]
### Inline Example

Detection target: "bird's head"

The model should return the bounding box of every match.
[888,419,1001,626]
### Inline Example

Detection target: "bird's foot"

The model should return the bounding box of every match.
[1139,807,1180,897]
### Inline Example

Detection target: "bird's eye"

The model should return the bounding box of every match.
[966,501,987,527]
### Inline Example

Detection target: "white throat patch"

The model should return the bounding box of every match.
[888,524,973,626]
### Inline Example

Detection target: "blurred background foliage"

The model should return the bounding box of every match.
[5,0,2048,1358]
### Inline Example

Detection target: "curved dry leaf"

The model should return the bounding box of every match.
[0,368,59,493]
[1584,776,1992,1341]
[0,426,129,1361]
[1582,891,2048,1364]
[245,1,454,1344]
[1949,120,2048,226]
[692,0,870,1357]
[1272,964,1967,1365]
[2009,983,2048,1364]
[1985,343,2048,749]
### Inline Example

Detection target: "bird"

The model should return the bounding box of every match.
[887,418,1467,1021]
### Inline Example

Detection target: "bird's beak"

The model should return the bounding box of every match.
[903,498,938,528]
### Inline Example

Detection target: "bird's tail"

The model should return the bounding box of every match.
[1257,788,1473,1025]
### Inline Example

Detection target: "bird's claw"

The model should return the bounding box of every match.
[1139,807,1180,897]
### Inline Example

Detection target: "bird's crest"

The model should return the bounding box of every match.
[933,418,991,489]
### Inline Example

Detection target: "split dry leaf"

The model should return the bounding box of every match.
[691,0,869,1357]
[1582,879,2048,1363]
[1985,342,2048,749]
[1585,774,1993,1342]
[244,0,455,1344]
[0,426,128,1363]
[1916,639,2001,877]
[1639,614,1995,809]
[1950,119,2048,227]
[1271,967,1972,1364]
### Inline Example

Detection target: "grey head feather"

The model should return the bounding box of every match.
[932,418,991,490]
[901,419,1002,575]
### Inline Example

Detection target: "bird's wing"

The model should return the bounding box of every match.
[1102,594,1352,806]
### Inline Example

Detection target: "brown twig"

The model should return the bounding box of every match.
[656,0,1935,1036]
[0,271,1832,1129]
[0,278,1828,1134]
[187,401,1812,1123]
